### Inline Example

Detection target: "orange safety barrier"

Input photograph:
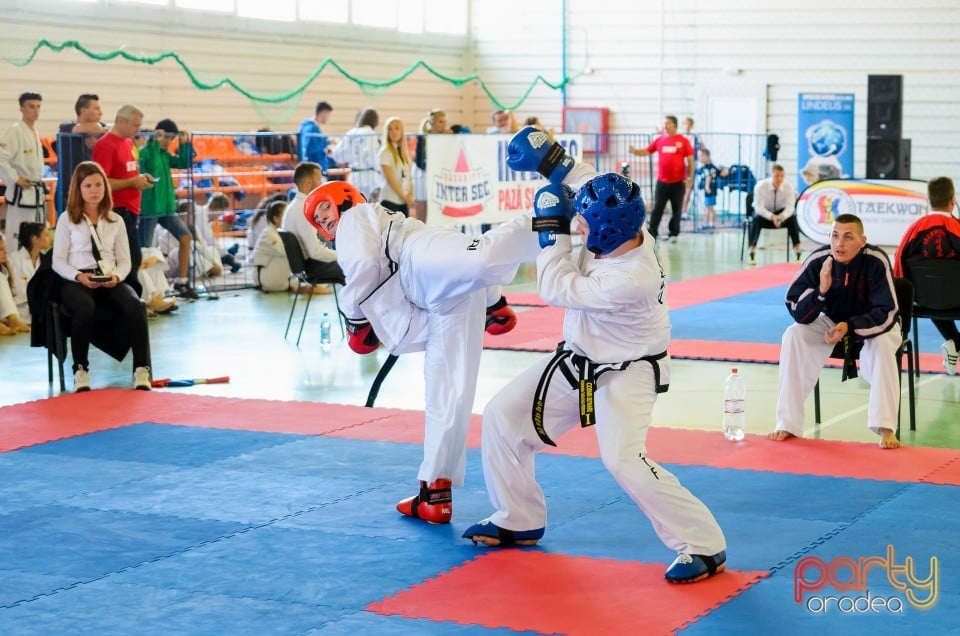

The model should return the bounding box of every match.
[41,137,58,169]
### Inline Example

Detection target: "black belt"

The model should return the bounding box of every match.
[531,342,669,447]
[841,335,859,381]
[78,268,98,274]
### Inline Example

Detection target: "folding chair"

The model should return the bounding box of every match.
[279,230,344,347]
[47,300,152,393]
[813,278,915,436]
[739,191,792,262]
[903,258,960,377]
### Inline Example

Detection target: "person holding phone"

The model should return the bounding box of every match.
[138,118,197,299]
[52,161,152,392]
[92,104,155,296]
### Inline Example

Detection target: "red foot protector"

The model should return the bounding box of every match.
[366,550,767,635]
[396,479,452,524]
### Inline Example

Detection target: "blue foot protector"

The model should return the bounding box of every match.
[461,519,544,546]
[664,550,727,583]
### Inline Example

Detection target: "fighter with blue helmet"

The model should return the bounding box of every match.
[462,127,728,584]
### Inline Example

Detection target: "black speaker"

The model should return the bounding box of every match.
[866,138,911,179]
[867,75,902,139]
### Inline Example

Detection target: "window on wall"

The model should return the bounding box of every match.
[299,0,348,23]
[352,0,396,29]
[397,0,424,33]
[425,0,466,34]
[65,0,465,32]
[174,0,237,13]
[237,0,295,21]
[176,0,234,11]
[348,0,465,34]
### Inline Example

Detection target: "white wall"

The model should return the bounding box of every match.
[2,0,959,179]
[471,0,960,180]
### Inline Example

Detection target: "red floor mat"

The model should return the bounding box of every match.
[503,291,546,307]
[4,392,958,485]
[0,390,402,452]
[503,263,800,312]
[667,262,799,309]
[366,550,767,636]
[482,305,563,351]
[489,265,800,353]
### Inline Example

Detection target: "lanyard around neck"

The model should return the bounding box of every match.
[83,214,106,259]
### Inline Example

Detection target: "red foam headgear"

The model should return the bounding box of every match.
[303,181,366,240]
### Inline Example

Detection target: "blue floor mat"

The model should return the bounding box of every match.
[1,425,956,633]
[672,285,950,352]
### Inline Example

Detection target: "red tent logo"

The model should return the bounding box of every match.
[434,147,492,218]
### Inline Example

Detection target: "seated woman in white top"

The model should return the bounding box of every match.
[52,161,152,392]
[9,221,50,326]
[252,200,292,292]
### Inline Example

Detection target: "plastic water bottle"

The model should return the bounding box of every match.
[320,312,332,349]
[722,368,746,441]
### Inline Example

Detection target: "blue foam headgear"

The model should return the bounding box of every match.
[574,173,645,255]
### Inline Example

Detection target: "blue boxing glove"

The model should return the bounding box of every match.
[532,182,576,248]
[507,126,574,184]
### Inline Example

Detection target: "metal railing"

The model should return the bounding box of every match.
[38,129,769,293]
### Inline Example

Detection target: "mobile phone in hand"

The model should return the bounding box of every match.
[90,275,113,283]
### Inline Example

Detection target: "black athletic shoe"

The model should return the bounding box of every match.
[174,283,200,300]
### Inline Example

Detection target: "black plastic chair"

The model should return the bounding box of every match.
[47,300,151,392]
[279,230,344,347]
[813,277,915,436]
[903,258,960,378]
[739,191,792,262]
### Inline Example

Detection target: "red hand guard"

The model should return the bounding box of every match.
[346,319,380,354]
[485,296,517,335]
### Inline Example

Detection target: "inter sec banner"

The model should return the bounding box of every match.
[424,134,583,227]
[796,179,929,246]
[797,94,854,189]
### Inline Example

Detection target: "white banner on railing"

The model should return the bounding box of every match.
[796,178,929,246]
[424,134,583,227]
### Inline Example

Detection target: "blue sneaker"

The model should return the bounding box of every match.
[664,550,727,583]
[462,519,544,547]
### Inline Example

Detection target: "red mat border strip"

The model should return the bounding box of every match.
[1,390,957,486]
[485,334,947,374]
[505,262,801,309]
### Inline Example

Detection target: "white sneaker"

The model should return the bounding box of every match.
[941,341,958,376]
[74,368,90,392]
[134,366,152,390]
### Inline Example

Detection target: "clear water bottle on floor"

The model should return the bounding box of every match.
[723,367,746,441]
[320,312,332,350]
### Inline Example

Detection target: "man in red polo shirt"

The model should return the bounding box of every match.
[628,115,695,243]
[92,104,154,293]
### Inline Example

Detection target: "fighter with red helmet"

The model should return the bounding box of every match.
[303,179,537,524]
[462,129,728,585]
